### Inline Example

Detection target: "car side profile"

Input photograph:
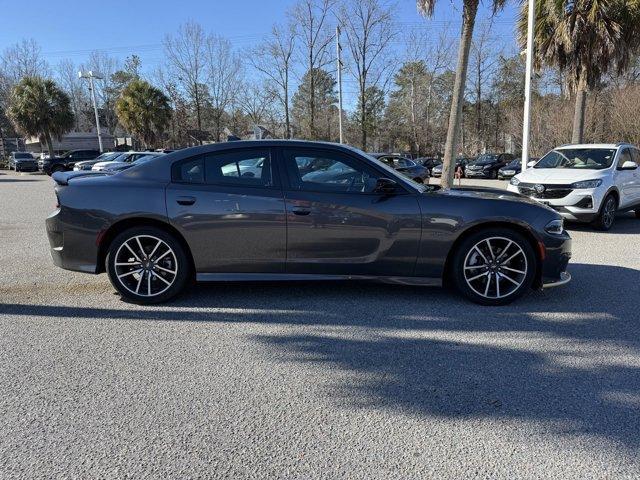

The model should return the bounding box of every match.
[40,149,101,175]
[47,140,571,305]
[368,153,430,183]
[465,153,515,179]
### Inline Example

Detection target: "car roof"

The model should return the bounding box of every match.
[555,143,629,149]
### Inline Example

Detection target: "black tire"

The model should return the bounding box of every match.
[451,228,536,306]
[106,226,191,304]
[491,170,498,179]
[635,208,640,219]
[413,177,424,184]
[592,194,617,231]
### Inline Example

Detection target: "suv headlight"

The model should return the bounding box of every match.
[510,176,520,186]
[545,219,564,235]
[571,179,602,189]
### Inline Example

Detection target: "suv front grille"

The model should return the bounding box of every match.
[518,183,573,199]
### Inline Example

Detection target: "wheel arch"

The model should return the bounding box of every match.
[97,217,195,275]
[442,221,544,288]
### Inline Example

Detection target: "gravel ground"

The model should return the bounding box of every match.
[1,171,640,479]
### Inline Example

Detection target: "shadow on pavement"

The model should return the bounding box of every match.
[1,262,639,448]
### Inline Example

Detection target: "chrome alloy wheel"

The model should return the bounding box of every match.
[114,235,178,297]
[463,236,528,300]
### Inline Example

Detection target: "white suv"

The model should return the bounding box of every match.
[508,143,640,230]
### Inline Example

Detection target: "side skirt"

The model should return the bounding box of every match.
[195,272,442,287]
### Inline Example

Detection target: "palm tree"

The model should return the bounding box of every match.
[519,0,640,143]
[115,80,172,149]
[418,0,506,188]
[7,77,74,157]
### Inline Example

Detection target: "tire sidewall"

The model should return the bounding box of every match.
[106,226,190,304]
[593,194,617,231]
[452,228,537,306]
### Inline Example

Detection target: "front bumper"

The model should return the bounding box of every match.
[465,169,492,178]
[15,162,39,172]
[542,271,571,288]
[507,184,603,223]
[538,231,572,289]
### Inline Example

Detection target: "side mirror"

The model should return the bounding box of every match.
[619,160,638,170]
[374,177,398,194]
[527,160,537,168]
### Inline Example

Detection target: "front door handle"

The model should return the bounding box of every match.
[177,196,196,206]
[292,206,311,216]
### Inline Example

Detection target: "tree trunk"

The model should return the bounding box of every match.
[441,0,479,189]
[572,69,588,143]
[44,130,55,158]
[284,72,291,139]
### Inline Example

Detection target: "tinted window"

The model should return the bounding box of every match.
[173,156,205,184]
[14,153,32,159]
[284,149,380,193]
[205,149,272,187]
[631,149,640,165]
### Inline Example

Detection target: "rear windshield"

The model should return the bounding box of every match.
[535,148,615,170]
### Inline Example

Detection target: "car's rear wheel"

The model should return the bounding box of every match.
[106,227,190,304]
[634,208,640,219]
[451,228,536,306]
[592,194,617,231]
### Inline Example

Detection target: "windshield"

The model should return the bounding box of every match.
[95,152,118,161]
[473,154,498,165]
[14,153,32,159]
[535,148,616,170]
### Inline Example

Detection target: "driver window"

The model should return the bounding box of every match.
[284,150,380,193]
[617,149,632,168]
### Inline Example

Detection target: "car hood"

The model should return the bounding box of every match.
[101,161,129,170]
[75,160,99,167]
[93,161,119,168]
[434,185,545,207]
[514,168,607,184]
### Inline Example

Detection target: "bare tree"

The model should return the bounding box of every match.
[82,51,120,134]
[205,35,242,142]
[340,0,395,150]
[163,22,208,135]
[290,0,336,138]
[56,59,89,131]
[238,82,276,127]
[251,23,296,138]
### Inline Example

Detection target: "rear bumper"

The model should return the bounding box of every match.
[46,208,100,273]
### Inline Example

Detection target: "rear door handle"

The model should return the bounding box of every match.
[292,206,311,216]
[177,196,196,206]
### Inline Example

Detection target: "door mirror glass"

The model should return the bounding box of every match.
[619,160,638,170]
[374,177,398,194]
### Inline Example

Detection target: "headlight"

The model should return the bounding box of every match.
[483,164,492,169]
[510,176,520,186]
[545,219,564,235]
[571,179,602,189]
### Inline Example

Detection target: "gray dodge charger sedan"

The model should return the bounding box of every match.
[47,140,571,305]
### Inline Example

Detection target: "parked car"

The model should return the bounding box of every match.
[74,152,123,171]
[431,157,471,178]
[40,149,101,175]
[9,152,38,172]
[91,151,153,171]
[465,153,515,179]
[499,159,521,179]
[417,157,442,175]
[47,140,571,306]
[103,153,166,172]
[368,153,430,183]
[508,143,640,230]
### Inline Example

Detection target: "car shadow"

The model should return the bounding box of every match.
[566,212,640,235]
[1,262,639,448]
[0,178,42,183]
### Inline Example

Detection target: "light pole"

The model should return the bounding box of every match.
[521,0,536,171]
[79,70,104,152]
[336,25,344,144]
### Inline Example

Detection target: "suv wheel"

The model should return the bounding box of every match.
[106,227,191,304]
[452,228,536,306]
[635,208,640,219]
[593,194,617,231]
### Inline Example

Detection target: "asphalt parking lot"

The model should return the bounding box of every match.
[1,171,640,479]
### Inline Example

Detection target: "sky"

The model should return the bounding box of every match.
[0,0,521,107]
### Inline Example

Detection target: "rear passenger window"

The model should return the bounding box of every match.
[173,156,205,184]
[204,149,273,187]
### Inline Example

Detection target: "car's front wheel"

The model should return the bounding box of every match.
[106,227,191,304]
[592,194,617,231]
[451,228,536,306]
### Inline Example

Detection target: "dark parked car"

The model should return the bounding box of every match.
[47,140,571,306]
[40,149,101,175]
[9,152,38,172]
[431,157,471,178]
[417,157,442,174]
[368,154,430,183]
[465,153,515,179]
[498,158,540,180]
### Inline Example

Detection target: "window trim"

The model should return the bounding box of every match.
[279,147,410,195]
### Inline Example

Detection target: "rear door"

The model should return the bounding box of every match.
[166,148,286,273]
[279,146,422,277]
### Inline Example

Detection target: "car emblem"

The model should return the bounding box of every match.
[534,184,546,194]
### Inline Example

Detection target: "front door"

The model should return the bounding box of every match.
[615,148,637,208]
[279,147,422,277]
[166,148,286,273]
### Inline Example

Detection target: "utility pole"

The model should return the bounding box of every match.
[336,24,344,144]
[521,0,536,171]
[79,70,104,152]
